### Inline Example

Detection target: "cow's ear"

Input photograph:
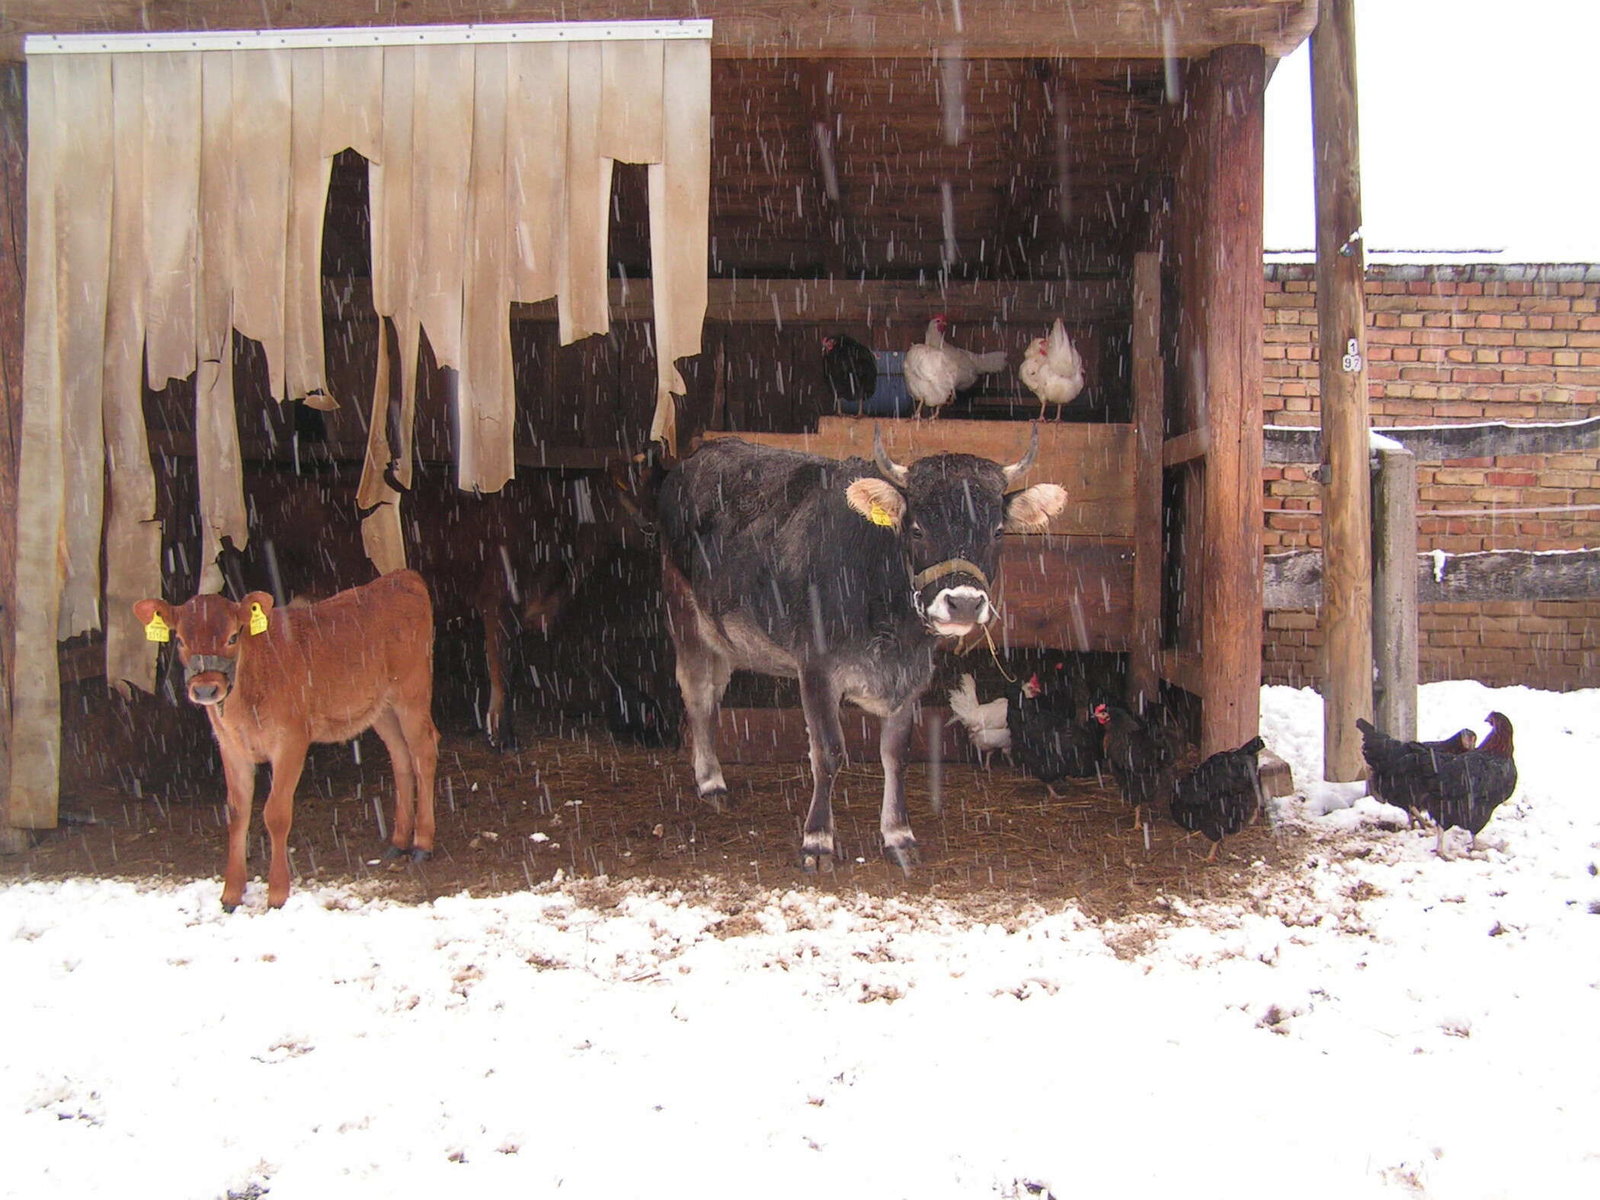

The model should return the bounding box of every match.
[133,598,174,643]
[242,591,275,636]
[1004,483,1067,533]
[845,477,906,530]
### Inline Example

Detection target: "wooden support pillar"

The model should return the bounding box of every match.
[1193,45,1266,758]
[0,63,25,852]
[1312,0,1373,779]
[1372,443,1418,739]
[1128,250,1163,712]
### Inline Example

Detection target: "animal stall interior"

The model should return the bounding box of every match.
[39,45,1277,896]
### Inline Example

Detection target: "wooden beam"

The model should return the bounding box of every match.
[0,63,24,850]
[1371,443,1418,740]
[1192,44,1266,757]
[1312,0,1371,781]
[1128,251,1163,710]
[1161,428,1209,468]
[1,1,1321,64]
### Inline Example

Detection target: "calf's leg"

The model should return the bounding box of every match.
[877,700,919,871]
[262,738,311,909]
[798,667,847,872]
[219,750,258,912]
[374,704,441,860]
[664,560,732,808]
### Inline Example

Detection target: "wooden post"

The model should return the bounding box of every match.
[1371,443,1418,739]
[1128,250,1163,712]
[1312,0,1373,780]
[1194,45,1266,758]
[0,63,24,852]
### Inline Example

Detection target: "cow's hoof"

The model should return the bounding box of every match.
[883,842,920,875]
[410,847,433,865]
[698,786,731,813]
[221,901,239,914]
[800,851,836,874]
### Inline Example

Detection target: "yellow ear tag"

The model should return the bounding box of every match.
[143,613,170,643]
[249,603,269,636]
[867,501,896,527]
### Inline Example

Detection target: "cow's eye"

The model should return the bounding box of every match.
[226,631,240,647]
[909,522,926,540]
[992,523,1006,538]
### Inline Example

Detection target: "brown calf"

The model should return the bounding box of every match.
[133,570,440,910]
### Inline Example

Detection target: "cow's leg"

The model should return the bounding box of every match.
[480,581,514,751]
[878,699,920,871]
[262,738,310,909]
[664,560,732,809]
[219,750,258,912]
[798,667,847,872]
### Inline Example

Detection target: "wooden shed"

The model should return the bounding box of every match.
[0,1,1319,843]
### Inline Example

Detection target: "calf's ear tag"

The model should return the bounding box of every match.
[143,613,171,643]
[249,603,269,636]
[867,502,896,527]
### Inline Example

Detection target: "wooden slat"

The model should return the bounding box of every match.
[707,417,1136,539]
[1128,250,1163,709]
[1160,650,1204,699]
[1161,427,1209,467]
[4,1,1321,63]
[992,538,1134,652]
[1371,444,1418,740]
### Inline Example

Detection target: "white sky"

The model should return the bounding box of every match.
[1265,0,1600,260]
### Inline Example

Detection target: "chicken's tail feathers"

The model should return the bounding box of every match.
[1355,718,1378,737]
[947,673,982,725]
[970,350,1009,374]
[1239,736,1266,755]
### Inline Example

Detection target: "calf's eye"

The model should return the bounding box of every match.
[226,631,240,647]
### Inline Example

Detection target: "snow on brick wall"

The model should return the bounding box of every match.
[1260,264,1600,692]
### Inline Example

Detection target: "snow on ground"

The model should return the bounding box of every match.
[3,682,1597,1200]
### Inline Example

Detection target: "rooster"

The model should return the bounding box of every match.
[903,314,1008,418]
[1171,736,1266,861]
[1355,713,1516,857]
[1019,318,1086,419]
[1096,701,1181,830]
[1357,720,1477,822]
[946,673,1012,768]
[820,333,878,414]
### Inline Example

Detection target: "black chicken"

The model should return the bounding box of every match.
[602,668,678,748]
[1356,720,1477,814]
[1171,736,1266,861]
[1095,702,1181,830]
[1007,673,1104,797]
[1355,712,1517,857]
[821,333,878,413]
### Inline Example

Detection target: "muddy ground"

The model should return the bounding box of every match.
[2,706,1304,923]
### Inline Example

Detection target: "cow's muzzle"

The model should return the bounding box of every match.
[913,558,995,635]
[184,654,237,706]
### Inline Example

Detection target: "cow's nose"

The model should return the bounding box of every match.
[189,682,223,705]
[931,586,992,626]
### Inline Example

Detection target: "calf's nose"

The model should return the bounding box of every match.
[933,586,992,626]
[189,681,223,705]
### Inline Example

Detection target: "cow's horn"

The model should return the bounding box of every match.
[873,425,910,486]
[1002,424,1041,486]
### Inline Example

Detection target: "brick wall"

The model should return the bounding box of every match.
[1260,263,1600,691]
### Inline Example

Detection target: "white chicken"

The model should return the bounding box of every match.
[903,314,1009,418]
[1019,318,1086,419]
[946,673,1012,768]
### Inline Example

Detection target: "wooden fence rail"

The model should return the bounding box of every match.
[1264,413,1600,464]
[1266,546,1600,610]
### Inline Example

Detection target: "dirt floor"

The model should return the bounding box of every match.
[1,708,1304,923]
